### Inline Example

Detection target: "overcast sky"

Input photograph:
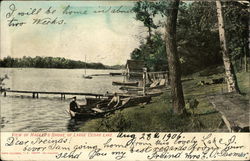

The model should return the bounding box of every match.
[1,1,147,65]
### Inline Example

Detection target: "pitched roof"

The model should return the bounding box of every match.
[126,60,145,70]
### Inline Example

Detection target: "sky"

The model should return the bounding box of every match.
[1,1,147,65]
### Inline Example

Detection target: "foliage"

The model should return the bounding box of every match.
[185,98,199,114]
[131,1,169,72]
[131,1,249,74]
[132,0,160,42]
[97,112,132,132]
[0,56,107,69]
[223,2,249,68]
[177,2,222,75]
[132,1,158,29]
[130,32,168,71]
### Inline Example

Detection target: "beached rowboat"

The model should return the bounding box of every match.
[112,81,139,86]
[68,95,151,119]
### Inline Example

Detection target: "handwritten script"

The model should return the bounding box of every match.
[1,132,249,160]
[5,3,133,27]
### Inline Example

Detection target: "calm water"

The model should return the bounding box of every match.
[0,68,123,132]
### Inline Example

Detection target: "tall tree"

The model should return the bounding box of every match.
[165,0,185,114]
[216,1,240,93]
[132,1,159,43]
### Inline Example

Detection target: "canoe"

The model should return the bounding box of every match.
[68,95,151,119]
[112,81,139,86]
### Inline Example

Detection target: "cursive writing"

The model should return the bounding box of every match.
[55,149,82,159]
[4,3,135,28]
[2,132,249,160]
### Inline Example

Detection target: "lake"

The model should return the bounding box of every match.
[0,68,123,132]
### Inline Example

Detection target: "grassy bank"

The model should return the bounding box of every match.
[79,69,249,132]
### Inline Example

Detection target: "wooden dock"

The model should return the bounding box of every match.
[208,93,249,132]
[2,89,104,100]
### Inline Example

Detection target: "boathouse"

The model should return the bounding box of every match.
[125,60,145,79]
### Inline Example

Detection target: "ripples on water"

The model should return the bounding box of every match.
[0,68,123,132]
[1,97,70,131]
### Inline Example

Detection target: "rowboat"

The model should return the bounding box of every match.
[109,72,122,76]
[68,95,151,119]
[119,85,166,91]
[112,81,139,86]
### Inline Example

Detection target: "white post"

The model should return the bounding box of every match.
[142,68,147,96]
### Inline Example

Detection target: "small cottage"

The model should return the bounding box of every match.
[125,60,145,79]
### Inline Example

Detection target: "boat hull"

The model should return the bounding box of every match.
[82,75,93,79]
[112,81,139,86]
[69,96,151,119]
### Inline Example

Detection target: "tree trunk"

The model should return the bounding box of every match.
[246,16,250,72]
[240,51,243,71]
[216,1,240,93]
[148,26,152,42]
[165,0,185,114]
[245,47,248,72]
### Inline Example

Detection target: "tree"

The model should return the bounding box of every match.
[0,56,108,69]
[223,1,249,72]
[216,1,240,93]
[132,1,159,43]
[165,0,185,114]
[131,1,248,75]
[130,32,168,71]
[177,2,222,75]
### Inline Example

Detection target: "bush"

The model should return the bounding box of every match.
[96,112,132,132]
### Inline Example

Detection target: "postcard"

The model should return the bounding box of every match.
[0,0,249,160]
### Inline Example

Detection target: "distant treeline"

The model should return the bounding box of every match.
[0,56,120,69]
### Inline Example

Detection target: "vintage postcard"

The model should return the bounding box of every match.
[0,0,249,160]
